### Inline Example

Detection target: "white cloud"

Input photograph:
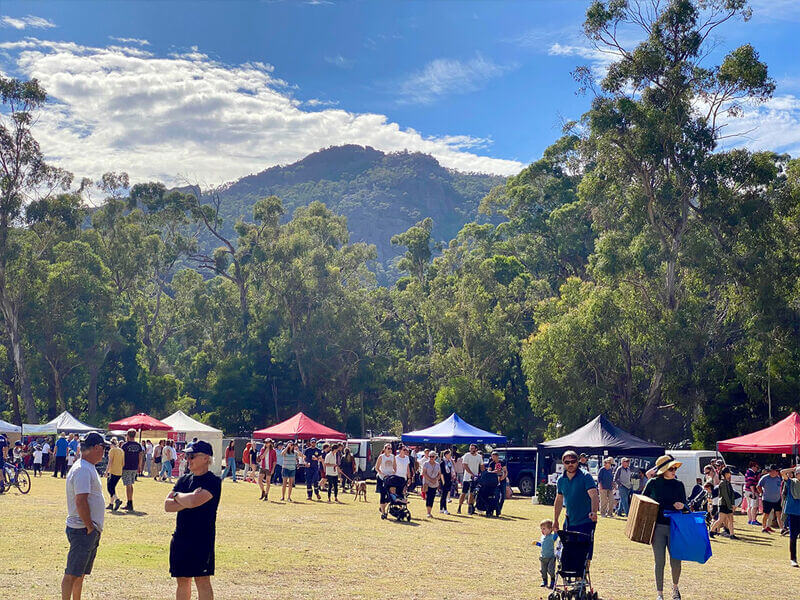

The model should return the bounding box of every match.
[718,95,800,156]
[324,54,354,69]
[749,0,800,22]
[109,36,150,46]
[1,15,56,30]
[0,38,524,184]
[397,54,516,105]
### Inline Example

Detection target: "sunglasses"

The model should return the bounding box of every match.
[563,459,577,465]
[667,466,678,472]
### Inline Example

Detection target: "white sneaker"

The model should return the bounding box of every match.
[791,560,799,567]
[442,510,449,515]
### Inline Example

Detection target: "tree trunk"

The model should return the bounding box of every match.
[87,363,100,419]
[637,357,667,433]
[2,304,37,422]
[8,382,21,425]
[47,368,58,419]
[272,378,279,421]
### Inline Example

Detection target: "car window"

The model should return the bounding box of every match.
[698,456,715,470]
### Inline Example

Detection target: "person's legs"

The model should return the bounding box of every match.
[263,474,271,500]
[539,557,549,586]
[61,574,84,600]
[195,576,214,600]
[287,477,294,500]
[175,577,192,600]
[281,478,287,500]
[788,514,799,562]
[440,480,450,511]
[229,458,237,482]
[126,484,133,502]
[258,471,266,499]
[619,487,630,516]
[425,487,436,515]
[307,471,315,499]
[651,524,669,593]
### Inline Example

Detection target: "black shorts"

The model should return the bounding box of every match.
[762,500,782,514]
[461,480,476,494]
[719,505,732,514]
[169,533,215,578]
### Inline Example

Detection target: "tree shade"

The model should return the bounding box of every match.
[538,415,664,456]
[401,413,507,445]
[717,412,800,455]
[252,412,346,440]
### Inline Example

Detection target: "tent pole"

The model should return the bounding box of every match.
[534,451,540,502]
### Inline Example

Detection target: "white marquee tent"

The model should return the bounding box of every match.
[22,411,101,435]
[162,410,223,474]
[0,418,21,434]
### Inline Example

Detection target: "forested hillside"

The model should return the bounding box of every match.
[0,1,798,448]
[208,145,504,280]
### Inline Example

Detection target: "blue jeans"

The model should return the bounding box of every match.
[160,460,172,479]
[617,486,631,516]
[221,457,237,481]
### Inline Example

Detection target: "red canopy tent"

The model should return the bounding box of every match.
[253,412,346,440]
[717,412,800,455]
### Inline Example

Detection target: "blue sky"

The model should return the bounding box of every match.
[1,0,799,185]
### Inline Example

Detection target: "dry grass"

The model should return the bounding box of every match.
[0,474,793,599]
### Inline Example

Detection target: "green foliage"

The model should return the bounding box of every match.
[537,483,556,505]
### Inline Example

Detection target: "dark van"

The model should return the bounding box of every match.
[485,447,538,496]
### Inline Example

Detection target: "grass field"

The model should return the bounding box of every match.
[0,474,794,599]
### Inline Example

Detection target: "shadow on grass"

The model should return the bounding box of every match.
[116,510,148,517]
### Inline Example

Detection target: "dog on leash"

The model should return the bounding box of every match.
[353,479,368,502]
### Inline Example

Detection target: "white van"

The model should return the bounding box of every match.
[668,450,745,505]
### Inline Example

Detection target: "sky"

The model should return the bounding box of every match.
[1,0,799,186]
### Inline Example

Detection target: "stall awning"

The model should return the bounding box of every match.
[23,411,101,435]
[538,414,664,456]
[108,413,172,432]
[717,412,800,454]
[401,413,507,445]
[253,412,346,440]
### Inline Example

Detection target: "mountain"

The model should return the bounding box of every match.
[211,145,506,280]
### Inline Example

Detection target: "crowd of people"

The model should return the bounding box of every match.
[3,429,800,600]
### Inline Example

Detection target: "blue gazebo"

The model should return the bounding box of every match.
[401,413,507,445]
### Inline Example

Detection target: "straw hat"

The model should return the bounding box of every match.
[654,454,683,476]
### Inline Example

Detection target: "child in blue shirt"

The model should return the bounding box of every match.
[536,518,558,588]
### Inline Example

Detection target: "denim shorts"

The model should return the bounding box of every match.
[65,527,101,576]
[282,467,296,478]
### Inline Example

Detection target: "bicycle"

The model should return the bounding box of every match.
[0,461,31,494]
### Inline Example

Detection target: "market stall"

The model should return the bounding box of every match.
[253,412,346,440]
[401,412,507,445]
[162,410,223,473]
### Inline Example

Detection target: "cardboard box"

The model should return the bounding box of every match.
[626,493,660,544]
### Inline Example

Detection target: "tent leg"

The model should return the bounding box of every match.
[534,451,540,502]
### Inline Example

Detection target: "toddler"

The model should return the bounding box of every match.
[66,449,76,468]
[536,518,558,588]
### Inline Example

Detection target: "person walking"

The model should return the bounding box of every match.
[41,438,51,473]
[220,440,237,482]
[32,444,43,476]
[553,450,599,562]
[272,442,284,485]
[422,450,440,518]
[323,443,341,502]
[62,432,109,600]
[120,429,143,511]
[779,465,800,567]
[709,467,737,540]
[598,458,615,517]
[757,464,783,533]
[258,439,277,501]
[105,437,124,512]
[54,432,69,478]
[67,434,80,460]
[614,457,633,517]
[164,440,221,600]
[642,454,688,600]
[304,439,323,501]
[339,447,356,491]
[488,451,509,516]
[453,450,464,498]
[280,441,298,502]
[161,440,176,483]
[744,460,760,526]
[144,440,154,477]
[439,449,455,514]
[458,443,484,515]
[376,444,396,518]
[241,442,253,482]
[153,440,164,480]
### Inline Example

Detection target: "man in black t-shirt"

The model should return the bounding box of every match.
[120,429,144,511]
[164,440,221,600]
[304,439,322,500]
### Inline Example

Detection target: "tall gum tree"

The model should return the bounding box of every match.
[577,0,774,430]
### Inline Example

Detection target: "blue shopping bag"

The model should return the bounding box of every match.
[665,511,712,564]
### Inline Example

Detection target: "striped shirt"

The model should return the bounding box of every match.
[282,452,297,470]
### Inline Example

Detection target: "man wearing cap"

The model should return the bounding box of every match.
[120,429,144,511]
[61,432,108,600]
[757,464,783,533]
[54,432,69,478]
[164,440,221,600]
[614,457,633,517]
[304,439,322,501]
[597,458,615,518]
[553,450,599,561]
[578,453,590,472]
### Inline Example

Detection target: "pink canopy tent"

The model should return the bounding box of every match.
[717,412,800,455]
[108,413,173,444]
[253,412,345,441]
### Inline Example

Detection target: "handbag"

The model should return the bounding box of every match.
[665,511,712,564]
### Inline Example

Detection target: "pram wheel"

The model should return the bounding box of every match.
[406,513,412,522]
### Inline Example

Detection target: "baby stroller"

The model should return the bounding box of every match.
[384,475,411,522]
[548,530,598,600]
[474,470,501,517]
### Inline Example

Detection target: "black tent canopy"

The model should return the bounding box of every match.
[539,414,665,456]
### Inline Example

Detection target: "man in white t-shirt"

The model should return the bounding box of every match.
[62,432,109,600]
[323,444,341,502]
[458,444,484,515]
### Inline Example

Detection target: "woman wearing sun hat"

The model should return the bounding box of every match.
[642,454,688,600]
